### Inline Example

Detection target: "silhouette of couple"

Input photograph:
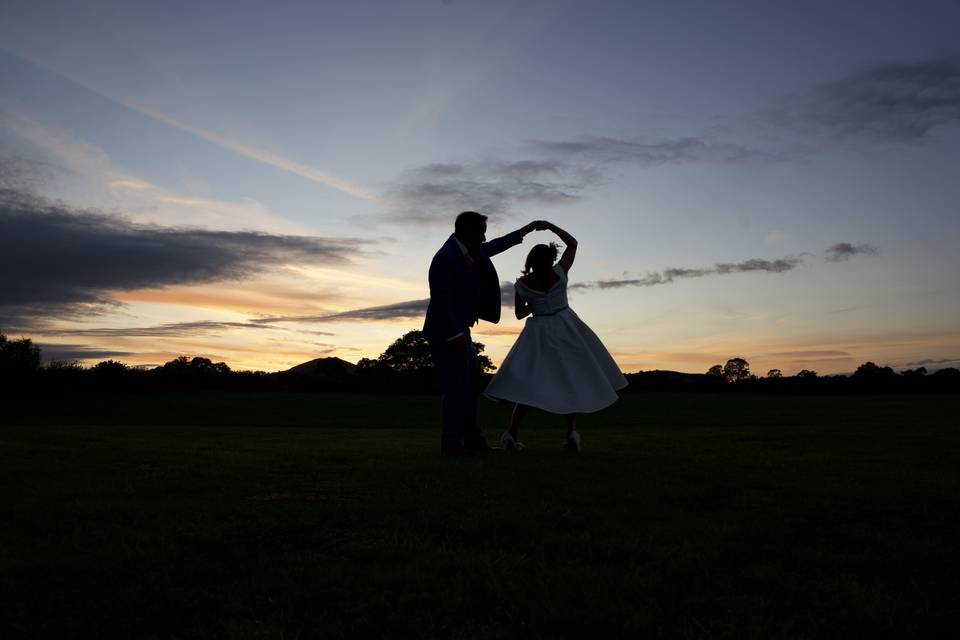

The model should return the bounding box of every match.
[423,212,627,455]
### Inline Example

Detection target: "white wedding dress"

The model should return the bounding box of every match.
[484,264,628,413]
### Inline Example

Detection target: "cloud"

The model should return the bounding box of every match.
[0,49,381,203]
[767,56,960,142]
[570,242,874,292]
[1,108,307,233]
[0,155,55,193]
[241,240,870,325]
[0,188,368,326]
[36,343,135,363]
[530,135,769,166]
[28,320,289,338]
[254,281,514,326]
[570,258,800,291]
[768,350,852,358]
[127,102,383,203]
[501,281,516,304]
[383,55,960,226]
[387,158,588,224]
[903,357,960,367]
[824,242,879,262]
[826,304,872,315]
[254,299,431,324]
[715,258,802,274]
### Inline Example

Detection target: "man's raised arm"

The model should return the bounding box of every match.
[481,220,546,257]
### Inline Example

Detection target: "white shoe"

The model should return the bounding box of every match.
[500,431,525,452]
[564,431,581,453]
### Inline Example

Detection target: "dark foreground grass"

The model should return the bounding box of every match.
[2,392,958,638]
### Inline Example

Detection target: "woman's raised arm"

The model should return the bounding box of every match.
[548,223,578,273]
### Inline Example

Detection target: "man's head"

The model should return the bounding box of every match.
[454,211,487,250]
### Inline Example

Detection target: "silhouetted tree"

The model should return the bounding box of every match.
[706,364,723,377]
[378,331,434,372]
[42,359,85,393]
[0,333,41,379]
[722,357,751,383]
[355,357,380,371]
[796,369,818,378]
[901,367,927,378]
[767,368,783,378]
[853,361,895,379]
[89,360,131,391]
[472,342,496,374]
[376,330,495,373]
[930,368,959,385]
[162,356,191,372]
[92,359,128,374]
[188,357,231,375]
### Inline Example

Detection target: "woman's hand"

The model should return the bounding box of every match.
[522,220,550,235]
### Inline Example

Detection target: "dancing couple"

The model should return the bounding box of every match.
[423,211,627,455]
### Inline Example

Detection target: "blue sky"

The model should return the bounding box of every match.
[2,0,959,373]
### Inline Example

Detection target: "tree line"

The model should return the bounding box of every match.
[1,331,957,395]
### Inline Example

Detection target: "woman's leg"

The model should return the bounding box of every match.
[509,403,529,439]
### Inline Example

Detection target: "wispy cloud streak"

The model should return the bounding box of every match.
[257,242,875,321]
[253,299,430,324]
[530,136,769,166]
[570,257,802,290]
[0,47,381,202]
[26,320,320,338]
[129,102,383,203]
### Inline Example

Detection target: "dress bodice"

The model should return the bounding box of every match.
[515,265,569,316]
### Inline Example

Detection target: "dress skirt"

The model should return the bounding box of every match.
[484,308,628,414]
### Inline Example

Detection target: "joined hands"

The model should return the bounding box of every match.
[522,220,552,234]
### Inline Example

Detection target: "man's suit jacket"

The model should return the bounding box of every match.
[423,230,524,344]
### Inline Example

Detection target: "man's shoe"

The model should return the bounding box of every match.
[466,442,496,454]
[440,446,472,457]
[500,431,525,452]
[464,435,495,453]
[564,431,581,453]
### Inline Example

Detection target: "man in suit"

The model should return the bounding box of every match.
[424,211,544,455]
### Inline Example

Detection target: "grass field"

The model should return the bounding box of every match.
[2,391,958,638]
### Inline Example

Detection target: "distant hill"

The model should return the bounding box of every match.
[280,357,357,378]
[624,369,724,391]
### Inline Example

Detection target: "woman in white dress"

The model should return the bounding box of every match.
[484,222,627,452]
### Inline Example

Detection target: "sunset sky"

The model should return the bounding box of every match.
[2,0,959,375]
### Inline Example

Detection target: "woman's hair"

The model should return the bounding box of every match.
[522,243,559,276]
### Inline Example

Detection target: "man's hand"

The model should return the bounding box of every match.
[450,335,470,352]
[522,220,549,235]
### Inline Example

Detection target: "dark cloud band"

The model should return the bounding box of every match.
[36,343,135,363]
[0,188,368,325]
